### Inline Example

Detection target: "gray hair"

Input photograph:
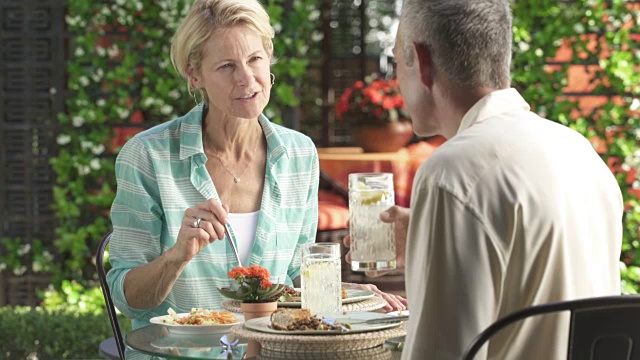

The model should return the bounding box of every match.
[400,0,512,89]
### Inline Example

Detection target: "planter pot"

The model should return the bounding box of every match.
[240,301,278,321]
[240,301,278,358]
[353,120,414,152]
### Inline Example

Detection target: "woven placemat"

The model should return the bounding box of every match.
[222,296,387,313]
[231,322,406,353]
[257,345,395,360]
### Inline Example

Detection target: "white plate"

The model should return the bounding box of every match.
[387,310,409,317]
[150,313,245,335]
[278,288,375,307]
[243,311,402,335]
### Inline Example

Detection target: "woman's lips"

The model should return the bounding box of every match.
[236,92,258,102]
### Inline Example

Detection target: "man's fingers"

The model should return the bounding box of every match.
[382,293,406,311]
[380,205,398,222]
[343,234,351,248]
[364,270,392,277]
[345,251,352,264]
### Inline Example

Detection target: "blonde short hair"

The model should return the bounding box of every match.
[170,0,275,102]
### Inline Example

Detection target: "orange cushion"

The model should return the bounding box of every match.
[318,189,347,206]
[318,200,350,231]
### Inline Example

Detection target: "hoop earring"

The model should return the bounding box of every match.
[192,90,199,105]
[270,73,275,86]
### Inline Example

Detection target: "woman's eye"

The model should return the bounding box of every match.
[219,63,233,70]
[250,56,262,62]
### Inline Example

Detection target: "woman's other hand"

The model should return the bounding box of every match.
[342,282,408,312]
[169,199,230,262]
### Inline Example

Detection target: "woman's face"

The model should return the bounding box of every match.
[192,25,271,120]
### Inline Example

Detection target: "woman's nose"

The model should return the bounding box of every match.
[234,65,255,87]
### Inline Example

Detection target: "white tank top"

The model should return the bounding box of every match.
[227,211,259,267]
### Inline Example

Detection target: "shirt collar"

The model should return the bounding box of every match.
[456,88,530,135]
[178,104,289,161]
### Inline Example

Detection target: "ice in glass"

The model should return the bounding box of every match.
[348,173,396,271]
[300,243,342,315]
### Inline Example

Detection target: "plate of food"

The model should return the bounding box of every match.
[277,287,375,307]
[243,308,405,335]
[150,308,244,335]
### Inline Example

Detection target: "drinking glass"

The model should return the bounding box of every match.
[300,243,342,315]
[348,172,396,271]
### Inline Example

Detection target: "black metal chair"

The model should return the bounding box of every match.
[97,231,126,359]
[463,295,640,360]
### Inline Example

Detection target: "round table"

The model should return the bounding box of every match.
[125,324,404,359]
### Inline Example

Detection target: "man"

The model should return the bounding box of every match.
[346,0,623,358]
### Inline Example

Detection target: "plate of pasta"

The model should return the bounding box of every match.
[150,308,244,335]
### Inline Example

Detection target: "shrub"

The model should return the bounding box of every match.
[0,306,131,359]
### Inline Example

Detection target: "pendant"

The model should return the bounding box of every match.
[234,177,240,183]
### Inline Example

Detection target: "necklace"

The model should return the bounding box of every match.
[210,141,259,183]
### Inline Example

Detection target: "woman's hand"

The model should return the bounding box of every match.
[342,282,408,312]
[168,199,230,263]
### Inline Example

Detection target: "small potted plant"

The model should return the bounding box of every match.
[335,73,413,152]
[218,265,285,320]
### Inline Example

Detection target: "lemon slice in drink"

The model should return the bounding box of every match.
[360,190,391,205]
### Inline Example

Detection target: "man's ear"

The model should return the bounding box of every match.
[413,42,434,89]
[186,63,201,89]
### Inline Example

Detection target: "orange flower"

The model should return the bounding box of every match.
[260,278,273,289]
[228,266,249,279]
[247,264,271,280]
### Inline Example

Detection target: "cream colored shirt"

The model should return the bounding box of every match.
[403,88,623,360]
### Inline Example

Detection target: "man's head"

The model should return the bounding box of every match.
[394,0,513,137]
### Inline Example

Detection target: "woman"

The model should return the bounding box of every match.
[107,0,406,334]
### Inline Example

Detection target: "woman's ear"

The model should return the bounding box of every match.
[186,63,201,89]
[413,43,434,89]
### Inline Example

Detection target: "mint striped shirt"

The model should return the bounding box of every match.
[106,104,319,330]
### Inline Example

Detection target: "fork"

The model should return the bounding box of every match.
[325,315,410,326]
[224,224,242,267]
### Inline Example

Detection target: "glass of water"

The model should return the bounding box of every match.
[348,172,396,272]
[300,243,342,315]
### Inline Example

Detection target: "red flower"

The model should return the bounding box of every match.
[335,74,409,125]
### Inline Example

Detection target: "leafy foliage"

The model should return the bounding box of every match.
[511,0,640,291]
[0,238,54,276]
[0,306,131,359]
[40,280,107,316]
[50,0,320,289]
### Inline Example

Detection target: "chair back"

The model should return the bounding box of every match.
[463,295,640,360]
[96,231,125,359]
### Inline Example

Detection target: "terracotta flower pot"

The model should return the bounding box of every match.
[241,301,277,358]
[353,120,414,152]
[240,301,278,321]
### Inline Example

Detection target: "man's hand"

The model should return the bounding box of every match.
[343,205,410,277]
[342,282,407,312]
